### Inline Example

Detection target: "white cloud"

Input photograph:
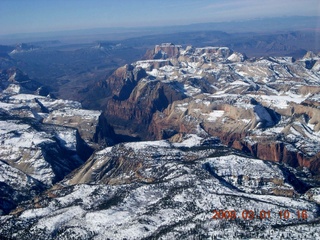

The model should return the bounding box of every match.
[202,0,319,21]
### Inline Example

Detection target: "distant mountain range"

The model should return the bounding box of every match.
[0,16,319,44]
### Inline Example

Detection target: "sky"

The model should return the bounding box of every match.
[0,0,319,35]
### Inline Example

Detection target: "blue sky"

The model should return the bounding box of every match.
[0,0,319,35]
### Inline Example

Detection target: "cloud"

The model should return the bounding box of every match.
[202,0,319,21]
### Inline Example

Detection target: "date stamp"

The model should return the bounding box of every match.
[212,209,308,220]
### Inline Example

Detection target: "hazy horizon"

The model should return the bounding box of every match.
[1,0,319,36]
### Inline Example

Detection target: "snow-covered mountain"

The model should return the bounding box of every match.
[9,43,38,54]
[1,44,320,239]
[1,137,320,239]
[104,43,320,173]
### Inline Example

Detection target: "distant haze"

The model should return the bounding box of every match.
[0,0,319,35]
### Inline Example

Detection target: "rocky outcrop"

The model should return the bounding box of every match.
[105,63,186,138]
[144,43,181,60]
[0,160,46,215]
[299,51,320,70]
[106,81,186,138]
[0,67,48,95]
[43,108,115,150]
[106,64,147,100]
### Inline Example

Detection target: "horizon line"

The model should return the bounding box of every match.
[1,15,319,38]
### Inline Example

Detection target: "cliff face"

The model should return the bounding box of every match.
[0,67,44,94]
[43,106,116,151]
[106,64,147,100]
[105,62,186,138]
[149,97,320,173]
[144,43,181,60]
